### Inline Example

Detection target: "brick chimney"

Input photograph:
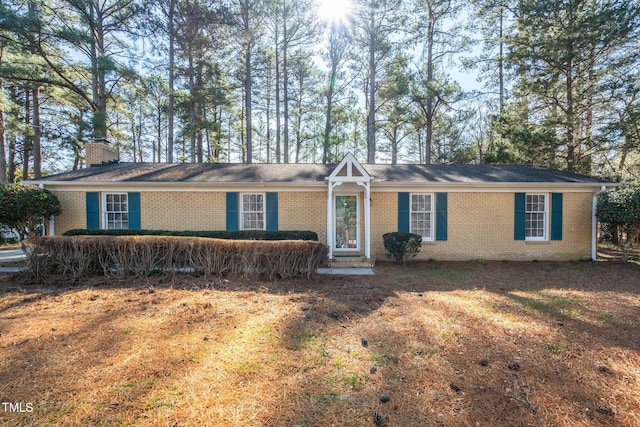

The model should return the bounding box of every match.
[85,141,119,167]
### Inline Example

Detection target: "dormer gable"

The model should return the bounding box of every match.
[326,153,371,183]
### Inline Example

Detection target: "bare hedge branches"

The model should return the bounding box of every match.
[29,236,327,279]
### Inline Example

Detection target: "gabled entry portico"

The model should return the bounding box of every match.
[326,153,371,260]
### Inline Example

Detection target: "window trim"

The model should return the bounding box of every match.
[410,192,435,242]
[240,192,266,231]
[525,193,549,241]
[102,192,129,230]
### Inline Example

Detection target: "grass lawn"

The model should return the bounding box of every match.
[1,260,639,426]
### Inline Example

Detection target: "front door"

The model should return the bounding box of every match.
[334,194,360,252]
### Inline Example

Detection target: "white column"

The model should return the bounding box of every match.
[357,181,371,258]
[365,183,371,258]
[592,186,607,261]
[327,181,333,259]
[327,182,343,259]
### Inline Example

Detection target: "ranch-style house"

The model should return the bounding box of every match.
[26,142,616,264]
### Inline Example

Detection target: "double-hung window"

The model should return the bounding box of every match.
[525,194,547,240]
[104,193,129,230]
[410,193,434,241]
[241,193,265,230]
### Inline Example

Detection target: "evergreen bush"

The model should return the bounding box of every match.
[62,229,318,241]
[383,232,422,264]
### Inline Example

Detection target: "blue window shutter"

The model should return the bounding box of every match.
[128,192,141,230]
[514,193,526,240]
[226,192,239,231]
[551,193,563,240]
[86,192,100,229]
[398,192,410,232]
[266,192,278,231]
[436,192,448,241]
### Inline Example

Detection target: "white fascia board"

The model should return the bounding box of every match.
[28,179,617,193]
[326,176,371,183]
[33,181,328,192]
[369,181,618,193]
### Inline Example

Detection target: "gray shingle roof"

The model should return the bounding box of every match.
[31,162,613,185]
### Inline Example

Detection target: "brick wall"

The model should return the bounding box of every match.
[48,191,86,233]
[370,191,593,261]
[278,192,327,243]
[141,192,226,230]
[371,192,397,258]
[49,188,594,260]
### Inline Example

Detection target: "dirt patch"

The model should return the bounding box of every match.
[1,260,639,426]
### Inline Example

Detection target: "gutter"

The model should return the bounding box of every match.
[592,186,609,261]
[25,179,610,190]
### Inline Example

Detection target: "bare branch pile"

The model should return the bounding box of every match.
[28,236,327,279]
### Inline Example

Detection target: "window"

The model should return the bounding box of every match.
[410,194,433,240]
[241,193,265,230]
[525,194,547,240]
[104,193,129,230]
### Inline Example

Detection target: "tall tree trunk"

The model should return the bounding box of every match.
[565,40,575,171]
[0,99,6,183]
[72,141,82,170]
[7,88,16,182]
[282,4,289,163]
[7,132,16,183]
[0,45,6,181]
[498,2,504,115]
[275,25,281,163]
[73,109,83,170]
[366,8,376,164]
[137,106,144,161]
[187,41,196,162]
[266,65,272,163]
[244,42,253,163]
[22,88,31,181]
[391,127,398,165]
[322,32,340,164]
[90,2,108,141]
[203,104,212,161]
[214,108,223,161]
[322,86,334,164]
[425,10,434,165]
[168,0,175,162]
[32,84,41,178]
[196,64,203,163]
[294,69,303,163]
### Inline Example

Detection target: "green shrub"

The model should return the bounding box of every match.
[0,183,62,241]
[62,229,318,241]
[0,236,18,245]
[596,186,640,259]
[29,235,327,279]
[383,232,422,264]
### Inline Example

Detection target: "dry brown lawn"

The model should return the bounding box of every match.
[0,259,639,427]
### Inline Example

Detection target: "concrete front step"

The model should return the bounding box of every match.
[325,257,376,268]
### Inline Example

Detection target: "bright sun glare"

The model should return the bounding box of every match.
[317,0,352,24]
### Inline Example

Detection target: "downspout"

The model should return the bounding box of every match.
[592,186,608,261]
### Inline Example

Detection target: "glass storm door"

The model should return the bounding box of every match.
[335,195,359,251]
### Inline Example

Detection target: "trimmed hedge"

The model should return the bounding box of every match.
[63,229,318,241]
[28,235,327,279]
[383,232,422,264]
